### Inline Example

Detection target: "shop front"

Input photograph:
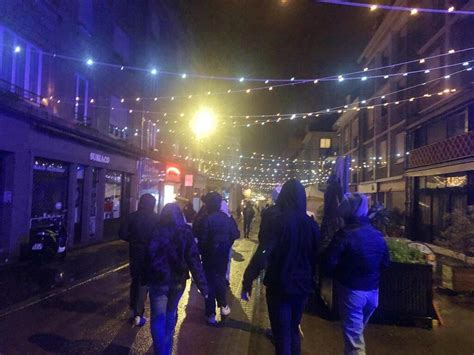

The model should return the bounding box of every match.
[0,113,139,262]
[411,171,474,242]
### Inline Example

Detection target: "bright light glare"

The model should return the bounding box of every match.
[14,46,21,53]
[191,108,217,139]
[86,58,94,66]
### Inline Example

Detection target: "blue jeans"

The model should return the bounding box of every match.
[149,284,185,355]
[338,284,379,355]
[266,290,307,355]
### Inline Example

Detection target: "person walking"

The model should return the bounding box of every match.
[324,193,390,355]
[220,200,240,282]
[242,201,255,238]
[242,179,320,355]
[195,192,240,324]
[119,194,159,327]
[147,203,208,355]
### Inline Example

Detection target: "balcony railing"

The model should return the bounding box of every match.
[408,131,474,169]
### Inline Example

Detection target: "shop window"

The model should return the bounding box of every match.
[104,171,122,220]
[31,158,68,222]
[320,138,331,149]
[73,165,85,244]
[89,168,98,237]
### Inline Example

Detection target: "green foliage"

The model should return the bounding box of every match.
[438,210,474,256]
[387,239,426,264]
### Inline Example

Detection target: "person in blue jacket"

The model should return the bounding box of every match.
[324,192,390,355]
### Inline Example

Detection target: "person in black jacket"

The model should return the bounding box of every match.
[195,192,240,324]
[324,192,390,355]
[147,203,208,355]
[242,179,320,355]
[242,201,255,238]
[119,194,160,327]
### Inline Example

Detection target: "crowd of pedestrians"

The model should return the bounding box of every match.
[120,178,390,355]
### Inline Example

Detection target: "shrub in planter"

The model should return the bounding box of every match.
[386,239,426,264]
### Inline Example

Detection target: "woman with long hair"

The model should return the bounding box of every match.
[147,203,208,355]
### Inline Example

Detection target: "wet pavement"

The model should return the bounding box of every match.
[0,240,129,315]
[0,227,473,354]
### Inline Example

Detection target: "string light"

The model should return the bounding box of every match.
[86,58,94,66]
[320,0,474,15]
[14,46,21,53]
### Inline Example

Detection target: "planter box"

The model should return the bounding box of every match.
[442,264,474,292]
[320,262,436,325]
[376,262,435,320]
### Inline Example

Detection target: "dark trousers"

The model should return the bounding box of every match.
[130,276,148,317]
[243,219,253,237]
[266,290,307,355]
[204,257,229,316]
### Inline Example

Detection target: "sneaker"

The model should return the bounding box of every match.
[134,316,147,327]
[220,305,231,317]
[206,314,217,325]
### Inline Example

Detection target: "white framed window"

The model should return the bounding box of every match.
[0,25,42,101]
[395,132,406,163]
[320,138,331,149]
[75,74,89,123]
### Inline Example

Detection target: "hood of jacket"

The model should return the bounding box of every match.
[138,193,156,213]
[205,192,223,213]
[276,179,307,215]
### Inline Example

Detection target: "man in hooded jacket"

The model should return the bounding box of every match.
[119,194,160,326]
[195,192,240,324]
[242,179,320,355]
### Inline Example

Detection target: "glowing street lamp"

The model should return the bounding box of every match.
[191,108,217,139]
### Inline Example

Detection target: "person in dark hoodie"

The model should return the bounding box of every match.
[195,192,240,325]
[119,193,160,327]
[242,179,320,355]
[324,193,390,355]
[147,203,208,355]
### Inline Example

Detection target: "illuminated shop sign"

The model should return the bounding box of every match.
[165,166,182,183]
[90,152,110,164]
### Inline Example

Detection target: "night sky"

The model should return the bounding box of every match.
[172,0,375,154]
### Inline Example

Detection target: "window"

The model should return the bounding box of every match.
[367,110,374,129]
[320,138,331,149]
[0,26,42,100]
[109,96,127,139]
[395,132,406,163]
[113,26,130,62]
[378,140,387,167]
[104,171,122,220]
[74,75,89,123]
[78,0,93,32]
[447,112,467,138]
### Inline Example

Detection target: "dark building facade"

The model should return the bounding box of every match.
[333,0,474,243]
[0,1,185,262]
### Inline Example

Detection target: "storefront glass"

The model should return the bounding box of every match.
[74,165,85,244]
[31,158,68,223]
[104,170,122,220]
[415,172,471,242]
